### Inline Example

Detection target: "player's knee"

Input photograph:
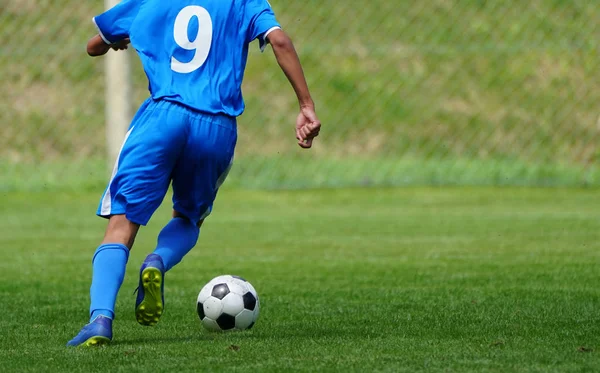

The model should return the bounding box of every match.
[172,210,203,227]
[102,215,140,249]
[173,210,189,220]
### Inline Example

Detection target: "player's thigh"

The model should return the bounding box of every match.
[99,102,188,225]
[171,116,237,224]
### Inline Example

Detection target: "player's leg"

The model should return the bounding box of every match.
[90,215,140,321]
[68,100,187,345]
[136,114,236,325]
[153,210,204,269]
[101,214,140,247]
[134,211,203,326]
[151,114,237,272]
[154,210,204,264]
[67,215,138,347]
[133,103,198,326]
[150,212,202,274]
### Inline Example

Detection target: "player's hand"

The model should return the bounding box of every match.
[111,38,130,51]
[295,106,321,149]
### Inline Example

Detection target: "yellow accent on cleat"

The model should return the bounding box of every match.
[81,336,111,347]
[135,267,164,326]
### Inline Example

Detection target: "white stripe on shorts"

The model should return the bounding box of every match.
[198,158,234,221]
[100,126,135,216]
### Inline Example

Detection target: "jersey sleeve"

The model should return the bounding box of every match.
[245,0,281,51]
[93,0,142,44]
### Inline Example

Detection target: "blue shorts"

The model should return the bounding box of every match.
[97,98,237,226]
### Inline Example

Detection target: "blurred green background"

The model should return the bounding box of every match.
[2,0,599,190]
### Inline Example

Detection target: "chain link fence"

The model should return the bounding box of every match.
[2,0,599,191]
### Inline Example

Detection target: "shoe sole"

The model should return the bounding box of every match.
[80,336,111,347]
[135,267,163,326]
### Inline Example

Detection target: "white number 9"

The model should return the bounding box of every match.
[171,6,213,74]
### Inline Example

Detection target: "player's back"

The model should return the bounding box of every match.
[120,0,279,116]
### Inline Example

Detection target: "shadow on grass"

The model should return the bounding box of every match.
[112,332,260,346]
[111,324,360,346]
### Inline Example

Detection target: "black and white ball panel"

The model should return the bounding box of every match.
[235,309,254,329]
[221,293,245,315]
[197,283,213,304]
[242,292,257,311]
[202,296,223,320]
[202,317,221,332]
[211,283,230,300]
[245,281,258,299]
[225,280,248,296]
[196,302,205,320]
[216,313,236,330]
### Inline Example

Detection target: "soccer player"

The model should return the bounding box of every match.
[67,0,321,347]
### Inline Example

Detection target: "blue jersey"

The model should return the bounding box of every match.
[94,0,280,117]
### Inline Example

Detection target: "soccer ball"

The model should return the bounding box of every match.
[196,275,260,332]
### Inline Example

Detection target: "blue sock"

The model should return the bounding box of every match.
[89,243,129,322]
[153,217,200,272]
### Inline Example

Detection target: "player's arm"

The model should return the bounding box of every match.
[86,35,130,57]
[88,0,139,57]
[268,30,312,109]
[267,29,321,149]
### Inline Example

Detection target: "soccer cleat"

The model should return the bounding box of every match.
[66,315,113,347]
[135,253,165,326]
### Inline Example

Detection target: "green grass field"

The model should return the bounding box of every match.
[1,187,599,372]
[1,2,599,371]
